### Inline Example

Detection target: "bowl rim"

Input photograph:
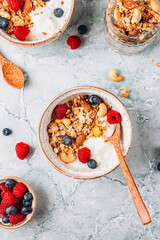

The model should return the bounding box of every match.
[0,0,75,47]
[38,86,133,179]
[0,176,37,229]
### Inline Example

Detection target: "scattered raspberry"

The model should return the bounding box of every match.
[67,36,81,49]
[15,142,30,160]
[78,147,91,163]
[107,110,122,124]
[7,0,23,12]
[9,213,25,225]
[0,183,12,198]
[1,192,18,208]
[13,26,30,41]
[55,104,68,119]
[13,182,27,198]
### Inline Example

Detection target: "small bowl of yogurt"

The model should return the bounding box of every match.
[0,0,75,46]
[38,86,132,179]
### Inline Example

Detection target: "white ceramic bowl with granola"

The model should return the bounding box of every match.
[0,0,75,46]
[38,86,132,179]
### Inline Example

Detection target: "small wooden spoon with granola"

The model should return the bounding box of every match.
[0,54,24,89]
[109,123,151,225]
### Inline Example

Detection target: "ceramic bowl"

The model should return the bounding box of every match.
[0,0,75,47]
[0,176,36,229]
[38,86,132,179]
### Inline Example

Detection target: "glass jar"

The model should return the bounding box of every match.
[103,0,160,55]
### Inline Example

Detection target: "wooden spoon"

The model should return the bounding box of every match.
[0,54,24,89]
[108,123,151,225]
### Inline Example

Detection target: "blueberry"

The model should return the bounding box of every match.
[87,159,97,169]
[22,199,32,207]
[0,17,9,29]
[23,192,33,201]
[62,135,72,145]
[6,206,17,215]
[54,8,64,17]
[5,179,15,188]
[88,95,99,105]
[2,128,11,136]
[157,162,160,171]
[42,0,49,1]
[2,215,10,224]
[21,206,32,215]
[78,25,87,35]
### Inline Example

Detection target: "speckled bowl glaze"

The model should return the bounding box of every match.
[0,177,36,229]
[38,86,132,179]
[0,0,75,47]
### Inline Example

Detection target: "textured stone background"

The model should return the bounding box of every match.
[0,0,160,239]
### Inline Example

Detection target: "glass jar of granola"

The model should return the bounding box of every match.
[103,0,160,54]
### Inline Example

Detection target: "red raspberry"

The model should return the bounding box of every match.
[78,147,91,163]
[9,213,25,225]
[15,201,22,212]
[1,192,18,208]
[13,26,30,41]
[55,104,68,119]
[67,36,81,49]
[0,205,6,216]
[15,142,30,160]
[7,0,23,12]
[0,183,12,198]
[13,182,27,199]
[107,110,122,124]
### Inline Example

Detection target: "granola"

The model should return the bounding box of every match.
[114,0,160,35]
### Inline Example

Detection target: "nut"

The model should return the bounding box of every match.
[0,10,10,19]
[80,99,92,112]
[93,126,102,137]
[129,30,140,35]
[109,69,123,82]
[123,0,139,9]
[150,0,160,13]
[114,6,121,21]
[62,118,71,128]
[75,134,86,148]
[60,152,76,163]
[120,88,130,97]
[97,103,108,117]
[23,0,32,13]
[131,9,141,24]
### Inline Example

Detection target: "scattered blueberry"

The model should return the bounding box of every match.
[6,206,17,215]
[78,25,87,35]
[22,199,32,207]
[54,8,64,17]
[2,128,11,136]
[157,162,160,171]
[89,95,99,105]
[21,206,32,215]
[5,179,15,188]
[87,159,97,169]
[62,135,72,145]
[23,192,33,201]
[2,215,10,224]
[0,17,9,29]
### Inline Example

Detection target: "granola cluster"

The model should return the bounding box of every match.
[0,0,45,34]
[47,96,110,162]
[114,0,160,35]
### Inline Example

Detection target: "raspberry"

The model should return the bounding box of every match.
[78,147,91,163]
[107,110,122,124]
[15,201,22,212]
[15,142,30,160]
[9,213,25,225]
[1,192,18,208]
[13,26,30,41]
[67,36,81,49]
[55,104,68,119]
[7,0,23,12]
[0,205,6,216]
[0,183,12,198]
[13,182,27,199]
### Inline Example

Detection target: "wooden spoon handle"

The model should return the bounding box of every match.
[116,149,151,225]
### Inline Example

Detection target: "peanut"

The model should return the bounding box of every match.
[75,134,86,148]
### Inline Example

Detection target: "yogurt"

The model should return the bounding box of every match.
[27,0,72,41]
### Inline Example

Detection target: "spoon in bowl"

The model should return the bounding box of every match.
[0,53,24,89]
[108,123,151,225]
